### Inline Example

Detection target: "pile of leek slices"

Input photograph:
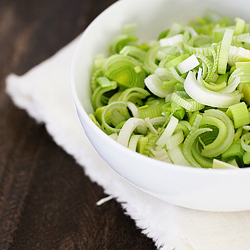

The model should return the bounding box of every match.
[89,9,250,169]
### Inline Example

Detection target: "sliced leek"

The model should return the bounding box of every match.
[218,28,234,74]
[103,54,146,89]
[184,71,242,108]
[88,11,250,169]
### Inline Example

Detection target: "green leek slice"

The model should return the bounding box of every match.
[118,87,150,102]
[117,117,147,147]
[226,102,250,128]
[119,45,147,61]
[201,109,235,157]
[142,133,158,156]
[128,134,143,151]
[101,101,128,134]
[183,127,211,168]
[138,104,163,119]
[217,28,234,74]
[110,34,138,54]
[144,42,162,73]
[91,77,117,110]
[199,116,227,152]
[243,151,250,164]
[171,92,205,112]
[241,133,250,152]
[103,54,146,89]
[242,83,250,105]
[221,142,244,167]
[191,140,213,168]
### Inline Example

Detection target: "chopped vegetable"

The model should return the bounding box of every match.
[89,9,250,169]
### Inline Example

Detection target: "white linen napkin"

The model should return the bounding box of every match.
[5,36,250,250]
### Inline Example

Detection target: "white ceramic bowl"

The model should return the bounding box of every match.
[70,0,250,212]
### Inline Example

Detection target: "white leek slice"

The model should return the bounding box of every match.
[155,67,174,81]
[145,117,158,135]
[149,148,172,163]
[177,54,200,74]
[160,34,183,47]
[146,117,166,134]
[167,22,183,38]
[145,74,174,98]
[150,117,166,125]
[127,101,139,117]
[156,116,179,147]
[218,75,240,94]
[184,71,242,108]
[228,46,250,66]
[169,67,185,83]
[184,26,198,37]
[165,130,184,150]
[109,133,118,140]
[179,120,191,131]
[168,145,190,166]
[117,118,147,147]
[232,33,250,47]
[212,159,239,169]
[156,50,167,61]
[243,125,250,131]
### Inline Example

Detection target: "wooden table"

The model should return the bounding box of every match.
[0,0,157,249]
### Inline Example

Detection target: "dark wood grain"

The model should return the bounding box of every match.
[0,0,157,249]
